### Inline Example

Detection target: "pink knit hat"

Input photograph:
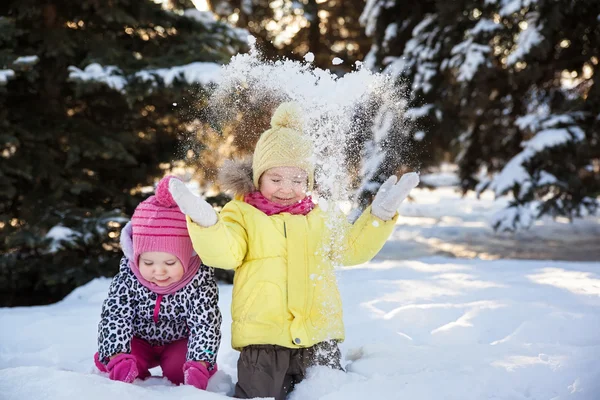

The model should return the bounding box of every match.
[130,175,200,294]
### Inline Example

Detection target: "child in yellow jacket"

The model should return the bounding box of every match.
[169,102,419,400]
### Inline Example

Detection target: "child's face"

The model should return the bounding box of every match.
[138,252,184,287]
[259,166,308,206]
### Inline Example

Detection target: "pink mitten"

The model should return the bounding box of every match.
[183,361,217,390]
[106,354,139,383]
[94,352,108,372]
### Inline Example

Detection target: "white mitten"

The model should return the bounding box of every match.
[371,172,420,221]
[168,179,218,227]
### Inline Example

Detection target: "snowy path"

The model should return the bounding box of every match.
[2,256,600,400]
[387,187,600,262]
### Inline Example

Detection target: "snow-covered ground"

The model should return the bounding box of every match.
[1,185,600,400]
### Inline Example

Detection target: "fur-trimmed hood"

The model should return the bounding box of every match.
[120,221,134,260]
[218,157,256,197]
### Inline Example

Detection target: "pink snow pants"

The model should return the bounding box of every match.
[95,336,188,384]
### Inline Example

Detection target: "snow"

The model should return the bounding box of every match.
[412,15,436,37]
[384,15,440,89]
[405,104,433,120]
[332,57,343,65]
[382,23,397,49]
[515,113,543,131]
[490,203,535,231]
[357,120,388,193]
[183,8,217,24]
[515,112,578,134]
[69,62,222,93]
[382,56,405,76]
[318,197,330,212]
[490,122,585,197]
[135,62,222,86]
[359,0,382,37]
[68,64,127,92]
[363,45,378,70]
[304,52,315,62]
[183,9,248,43]
[384,23,436,79]
[14,55,39,66]
[414,62,437,93]
[447,39,491,82]
[413,130,425,141]
[499,0,522,16]
[522,128,577,151]
[0,69,15,85]
[541,114,574,129]
[506,16,544,65]
[241,0,252,15]
[419,171,459,187]
[469,18,501,35]
[499,0,536,17]
[2,183,600,399]
[537,170,558,186]
[45,225,80,253]
[489,149,532,195]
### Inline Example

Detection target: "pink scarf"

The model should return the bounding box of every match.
[244,191,315,216]
[129,255,201,295]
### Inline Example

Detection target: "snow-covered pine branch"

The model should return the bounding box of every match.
[487,112,594,231]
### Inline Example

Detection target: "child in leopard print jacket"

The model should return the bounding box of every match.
[94,176,222,390]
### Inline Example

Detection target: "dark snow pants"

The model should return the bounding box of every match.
[234,340,343,400]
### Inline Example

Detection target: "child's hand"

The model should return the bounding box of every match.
[371,172,419,221]
[183,360,215,390]
[106,353,139,383]
[169,179,218,227]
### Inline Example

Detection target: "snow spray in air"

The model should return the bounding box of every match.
[208,36,412,340]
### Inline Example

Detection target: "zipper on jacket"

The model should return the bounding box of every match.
[153,294,163,324]
[283,221,287,238]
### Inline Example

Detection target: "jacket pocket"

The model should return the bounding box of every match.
[309,278,343,330]
[235,282,285,340]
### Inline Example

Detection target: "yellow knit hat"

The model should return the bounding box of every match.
[252,102,314,190]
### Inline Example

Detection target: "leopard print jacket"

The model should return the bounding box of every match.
[97,256,222,369]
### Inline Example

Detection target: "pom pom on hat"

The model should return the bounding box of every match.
[270,102,303,130]
[154,175,179,207]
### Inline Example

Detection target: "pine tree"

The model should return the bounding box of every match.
[0,0,247,305]
[361,0,600,230]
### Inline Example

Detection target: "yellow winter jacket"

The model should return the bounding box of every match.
[187,200,397,350]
